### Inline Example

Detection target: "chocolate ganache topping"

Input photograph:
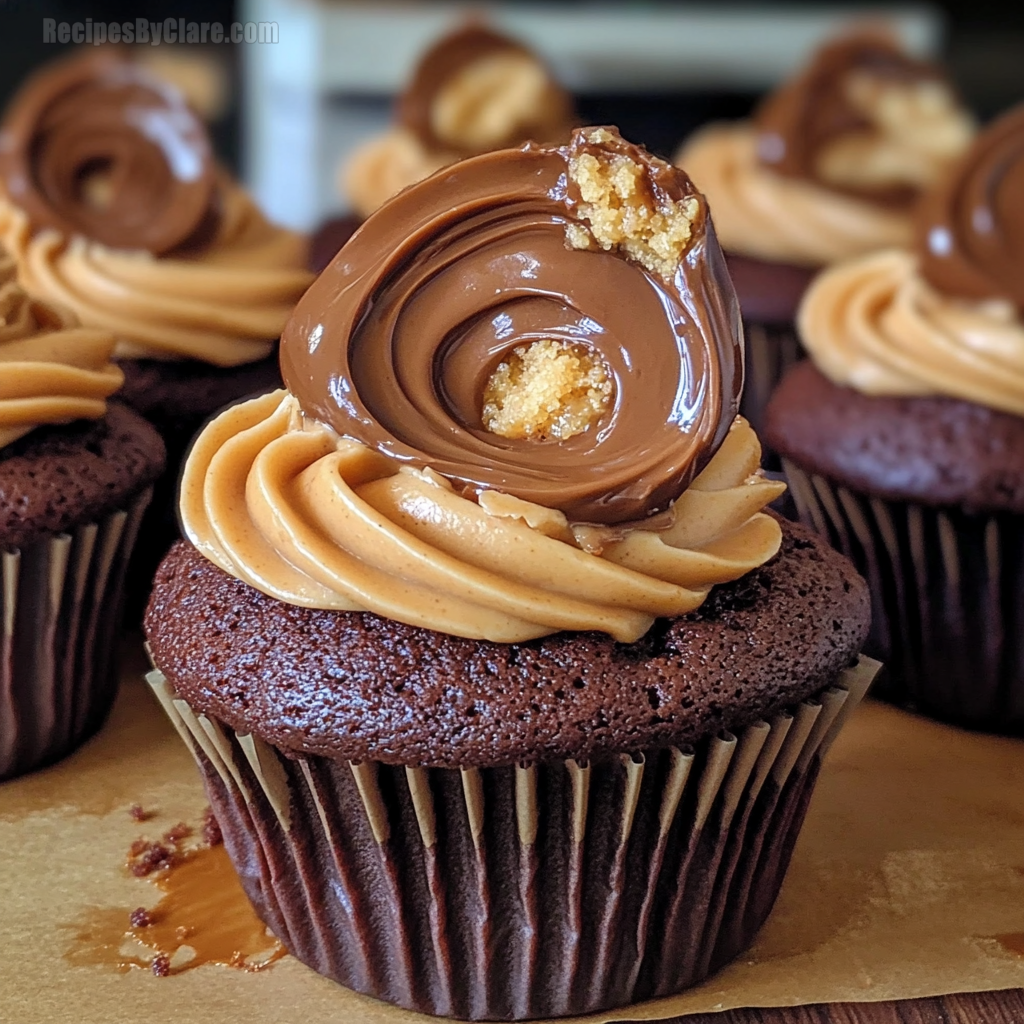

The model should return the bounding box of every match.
[396,24,574,156]
[755,31,971,204]
[917,103,1024,309]
[282,127,742,525]
[0,51,217,255]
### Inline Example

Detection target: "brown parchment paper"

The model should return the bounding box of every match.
[1,639,1023,1024]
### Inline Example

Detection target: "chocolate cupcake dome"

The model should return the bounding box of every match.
[147,128,873,1018]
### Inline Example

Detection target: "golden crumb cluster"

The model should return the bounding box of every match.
[567,128,699,281]
[482,338,613,441]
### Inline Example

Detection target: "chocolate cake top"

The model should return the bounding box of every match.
[145,519,869,769]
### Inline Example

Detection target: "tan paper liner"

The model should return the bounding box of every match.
[146,656,878,1021]
[0,487,152,780]
[784,459,1024,734]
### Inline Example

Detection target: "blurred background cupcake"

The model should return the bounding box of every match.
[765,103,1024,735]
[0,243,164,779]
[0,49,313,605]
[311,22,577,273]
[676,28,975,440]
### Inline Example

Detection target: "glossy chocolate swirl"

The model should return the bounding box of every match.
[0,51,216,255]
[917,103,1024,309]
[397,24,573,156]
[755,30,972,204]
[283,128,742,526]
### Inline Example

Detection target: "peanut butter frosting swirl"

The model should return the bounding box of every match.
[289,128,743,525]
[917,103,1024,309]
[342,24,574,218]
[0,181,312,367]
[675,31,972,267]
[180,389,784,642]
[341,130,454,223]
[798,249,1024,416]
[800,104,1024,415]
[676,123,914,267]
[0,248,122,449]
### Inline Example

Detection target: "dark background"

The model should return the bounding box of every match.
[1,0,1021,173]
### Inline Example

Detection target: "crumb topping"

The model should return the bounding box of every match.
[482,338,613,440]
[567,127,700,281]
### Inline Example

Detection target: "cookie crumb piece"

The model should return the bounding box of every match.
[568,127,699,281]
[127,841,176,877]
[202,807,223,847]
[162,823,192,844]
[130,907,153,928]
[482,339,612,441]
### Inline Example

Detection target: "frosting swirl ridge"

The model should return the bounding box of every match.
[677,124,914,267]
[288,128,743,525]
[0,181,312,366]
[798,248,1024,415]
[917,103,1024,309]
[675,31,973,267]
[180,389,784,642]
[0,247,122,448]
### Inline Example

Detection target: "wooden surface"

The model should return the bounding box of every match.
[640,988,1024,1022]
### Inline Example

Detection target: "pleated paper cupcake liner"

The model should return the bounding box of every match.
[0,487,152,780]
[147,656,878,1021]
[740,321,803,461]
[784,460,1024,734]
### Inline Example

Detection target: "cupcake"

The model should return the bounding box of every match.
[0,245,164,779]
[316,25,575,274]
[145,128,874,1018]
[336,24,574,227]
[676,29,974,438]
[765,104,1024,735]
[0,51,314,598]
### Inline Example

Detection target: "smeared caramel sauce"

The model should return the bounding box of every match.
[992,933,1024,958]
[65,827,285,975]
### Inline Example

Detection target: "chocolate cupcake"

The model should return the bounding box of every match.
[676,29,974,440]
[145,128,874,1018]
[0,51,313,597]
[0,246,164,779]
[339,24,575,225]
[766,104,1024,734]
[317,26,575,276]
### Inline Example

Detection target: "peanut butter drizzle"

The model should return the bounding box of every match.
[284,127,742,525]
[65,844,284,975]
[397,24,573,155]
[917,103,1024,309]
[755,30,970,204]
[0,51,217,255]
